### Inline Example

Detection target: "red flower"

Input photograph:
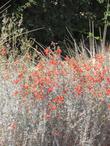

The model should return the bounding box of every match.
[50,105,57,110]
[57,96,64,104]
[55,47,62,55]
[12,90,19,96]
[94,63,102,71]
[33,91,44,100]
[108,104,110,109]
[12,79,21,84]
[0,48,7,56]
[106,77,110,84]
[44,47,51,55]
[106,88,110,96]
[18,72,24,78]
[74,85,82,95]
[88,85,93,91]
[52,95,64,104]
[22,83,29,89]
[48,102,57,111]
[83,63,91,71]
[85,74,94,82]
[49,59,57,65]
[47,87,53,94]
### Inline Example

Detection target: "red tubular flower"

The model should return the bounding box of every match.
[106,77,110,84]
[12,90,19,96]
[48,102,57,111]
[108,104,110,109]
[95,54,105,64]
[50,104,57,111]
[18,72,24,79]
[97,92,103,98]
[47,87,53,94]
[0,48,7,56]
[85,74,94,82]
[44,47,51,55]
[94,62,102,71]
[55,47,62,55]
[106,88,110,96]
[12,79,21,84]
[75,66,83,73]
[83,63,91,71]
[62,89,67,94]
[49,59,57,65]
[57,96,64,104]
[94,76,103,83]
[33,91,44,100]
[22,83,29,90]
[52,95,64,104]
[74,85,82,95]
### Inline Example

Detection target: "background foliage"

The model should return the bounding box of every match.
[0,0,110,45]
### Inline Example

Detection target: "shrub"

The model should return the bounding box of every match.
[0,48,110,146]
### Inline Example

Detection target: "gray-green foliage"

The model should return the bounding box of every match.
[0,13,34,59]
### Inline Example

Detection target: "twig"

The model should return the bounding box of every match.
[0,0,11,10]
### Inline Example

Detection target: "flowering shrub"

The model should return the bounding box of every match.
[0,49,110,146]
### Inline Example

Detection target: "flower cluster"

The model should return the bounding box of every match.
[1,48,110,146]
[12,51,110,113]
